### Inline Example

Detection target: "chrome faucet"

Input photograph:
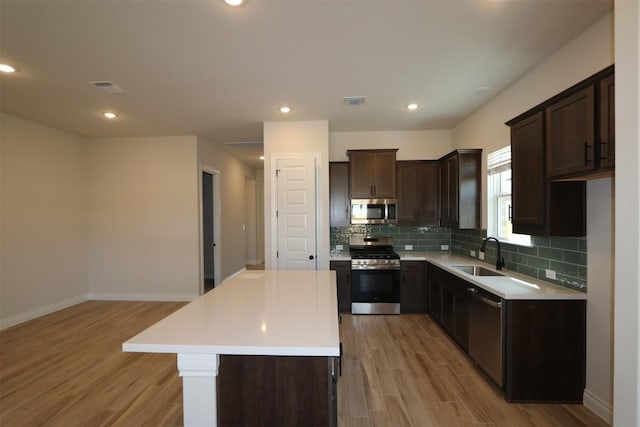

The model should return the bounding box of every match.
[480,237,505,270]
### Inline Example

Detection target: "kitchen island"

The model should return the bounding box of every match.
[123,270,340,427]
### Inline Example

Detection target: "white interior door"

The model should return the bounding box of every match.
[276,157,317,270]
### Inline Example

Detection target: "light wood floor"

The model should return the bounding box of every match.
[0,302,608,426]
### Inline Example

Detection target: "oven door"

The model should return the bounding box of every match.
[351,268,401,314]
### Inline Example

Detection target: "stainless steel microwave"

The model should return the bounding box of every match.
[350,199,397,225]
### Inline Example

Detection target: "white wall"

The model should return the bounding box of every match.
[453,12,614,228]
[198,137,257,280]
[585,178,614,423]
[0,113,88,328]
[330,130,452,161]
[613,0,640,425]
[87,136,200,300]
[263,120,330,270]
[451,12,615,421]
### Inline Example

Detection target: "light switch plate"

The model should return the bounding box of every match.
[470,250,476,257]
[479,252,485,260]
[404,245,413,250]
[545,269,557,279]
[440,244,449,251]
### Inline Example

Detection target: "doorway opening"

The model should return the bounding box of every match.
[201,168,221,293]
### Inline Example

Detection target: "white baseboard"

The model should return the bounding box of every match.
[0,293,89,330]
[245,259,262,266]
[222,267,246,283]
[583,389,613,425]
[88,292,198,302]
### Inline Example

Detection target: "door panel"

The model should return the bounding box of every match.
[276,157,317,270]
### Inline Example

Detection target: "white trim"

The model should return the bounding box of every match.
[88,293,198,302]
[583,389,613,425]
[245,259,262,266]
[269,153,321,270]
[199,165,222,295]
[0,293,88,330]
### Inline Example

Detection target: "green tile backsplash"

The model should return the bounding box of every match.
[330,225,451,252]
[451,229,587,292]
[330,225,587,292]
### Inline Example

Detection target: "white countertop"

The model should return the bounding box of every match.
[399,252,586,301]
[123,270,340,356]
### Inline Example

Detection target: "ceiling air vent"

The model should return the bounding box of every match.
[89,81,127,94]
[343,96,366,106]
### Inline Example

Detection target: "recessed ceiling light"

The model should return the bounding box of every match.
[259,156,265,160]
[279,106,291,114]
[103,112,117,119]
[0,64,16,73]
[224,0,244,6]
[407,103,419,110]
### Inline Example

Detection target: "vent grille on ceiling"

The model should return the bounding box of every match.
[89,81,127,94]
[343,96,366,106]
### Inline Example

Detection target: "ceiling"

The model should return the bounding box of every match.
[0,0,612,169]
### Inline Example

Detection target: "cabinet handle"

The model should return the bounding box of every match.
[584,142,592,165]
[373,185,377,195]
[508,204,512,222]
[370,185,374,196]
[600,140,608,160]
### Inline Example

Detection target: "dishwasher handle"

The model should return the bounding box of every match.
[467,287,502,308]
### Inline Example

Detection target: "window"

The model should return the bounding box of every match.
[487,146,531,246]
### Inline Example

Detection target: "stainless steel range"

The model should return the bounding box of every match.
[349,236,401,314]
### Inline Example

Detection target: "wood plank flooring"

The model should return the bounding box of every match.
[1,302,608,426]
[338,314,608,427]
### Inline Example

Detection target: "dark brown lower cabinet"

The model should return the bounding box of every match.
[427,262,586,403]
[400,261,428,313]
[505,299,586,403]
[330,261,351,313]
[217,355,337,426]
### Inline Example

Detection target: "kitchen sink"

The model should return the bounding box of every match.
[451,265,504,277]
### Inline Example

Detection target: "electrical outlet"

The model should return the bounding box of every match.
[479,252,485,260]
[404,245,413,251]
[545,269,557,279]
[470,250,476,257]
[440,244,449,251]
[336,244,343,251]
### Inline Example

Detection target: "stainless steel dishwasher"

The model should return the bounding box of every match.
[467,286,504,387]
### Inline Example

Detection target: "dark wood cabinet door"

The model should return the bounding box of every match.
[511,112,545,230]
[397,162,418,223]
[398,161,439,226]
[599,75,615,169]
[400,261,427,313]
[371,151,397,198]
[452,278,469,351]
[330,261,351,313]
[349,151,373,198]
[439,156,456,227]
[546,86,595,177]
[329,162,350,227]
[416,161,439,225]
[428,268,442,322]
[348,150,397,198]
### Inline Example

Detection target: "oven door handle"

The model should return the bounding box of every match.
[351,265,401,271]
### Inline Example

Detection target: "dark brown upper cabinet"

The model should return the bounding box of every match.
[439,149,481,229]
[510,112,586,237]
[397,161,439,226]
[505,66,615,236]
[347,149,397,198]
[511,64,615,180]
[546,86,595,177]
[599,74,615,169]
[329,162,350,227]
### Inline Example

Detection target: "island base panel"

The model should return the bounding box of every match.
[217,355,337,427]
